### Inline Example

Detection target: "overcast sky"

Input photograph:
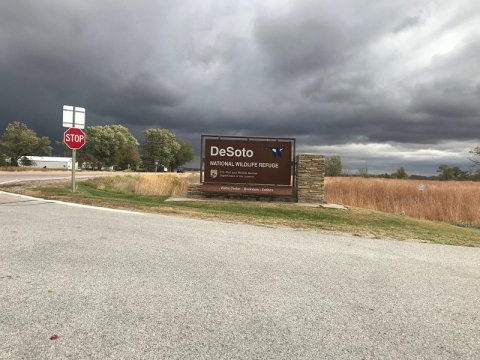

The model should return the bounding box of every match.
[1,0,479,174]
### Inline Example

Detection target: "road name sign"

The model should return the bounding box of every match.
[63,105,85,129]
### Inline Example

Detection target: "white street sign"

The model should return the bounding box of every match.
[63,105,85,129]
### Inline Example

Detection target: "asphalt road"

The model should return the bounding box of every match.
[0,170,120,185]
[1,191,479,359]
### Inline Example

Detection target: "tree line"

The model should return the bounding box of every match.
[375,165,480,181]
[325,154,480,180]
[0,122,194,171]
[1,121,479,177]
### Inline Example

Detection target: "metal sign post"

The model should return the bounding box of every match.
[63,131,86,192]
[63,105,86,192]
[72,149,76,192]
[71,109,76,192]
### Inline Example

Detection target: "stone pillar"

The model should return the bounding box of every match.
[296,154,325,203]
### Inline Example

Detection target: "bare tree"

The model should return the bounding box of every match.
[469,146,480,166]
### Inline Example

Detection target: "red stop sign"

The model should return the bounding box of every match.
[64,128,86,150]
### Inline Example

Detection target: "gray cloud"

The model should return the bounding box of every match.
[0,0,479,174]
[392,14,423,34]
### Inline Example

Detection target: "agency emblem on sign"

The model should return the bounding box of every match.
[270,147,284,158]
[210,169,218,179]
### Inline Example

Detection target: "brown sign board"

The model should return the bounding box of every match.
[202,136,295,196]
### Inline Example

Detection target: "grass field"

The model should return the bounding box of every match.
[325,177,480,226]
[12,174,480,247]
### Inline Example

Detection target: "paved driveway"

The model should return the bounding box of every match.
[1,192,479,359]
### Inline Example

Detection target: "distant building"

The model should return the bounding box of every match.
[18,156,78,170]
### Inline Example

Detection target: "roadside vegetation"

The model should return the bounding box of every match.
[325,177,480,226]
[10,174,479,248]
[88,173,197,197]
[0,122,52,166]
[0,122,194,171]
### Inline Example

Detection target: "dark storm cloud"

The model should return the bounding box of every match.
[255,17,348,79]
[0,0,479,173]
[408,40,480,120]
[0,0,186,140]
[301,74,373,105]
[253,1,411,80]
[250,1,480,147]
[94,73,185,122]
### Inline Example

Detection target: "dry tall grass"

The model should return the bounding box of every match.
[99,173,198,197]
[325,177,480,226]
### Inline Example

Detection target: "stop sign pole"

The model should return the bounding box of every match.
[72,142,77,192]
[64,127,86,192]
[62,105,86,192]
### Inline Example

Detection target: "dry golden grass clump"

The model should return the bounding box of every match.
[325,177,480,226]
[97,173,198,197]
[133,173,193,196]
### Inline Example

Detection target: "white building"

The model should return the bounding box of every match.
[18,156,78,170]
